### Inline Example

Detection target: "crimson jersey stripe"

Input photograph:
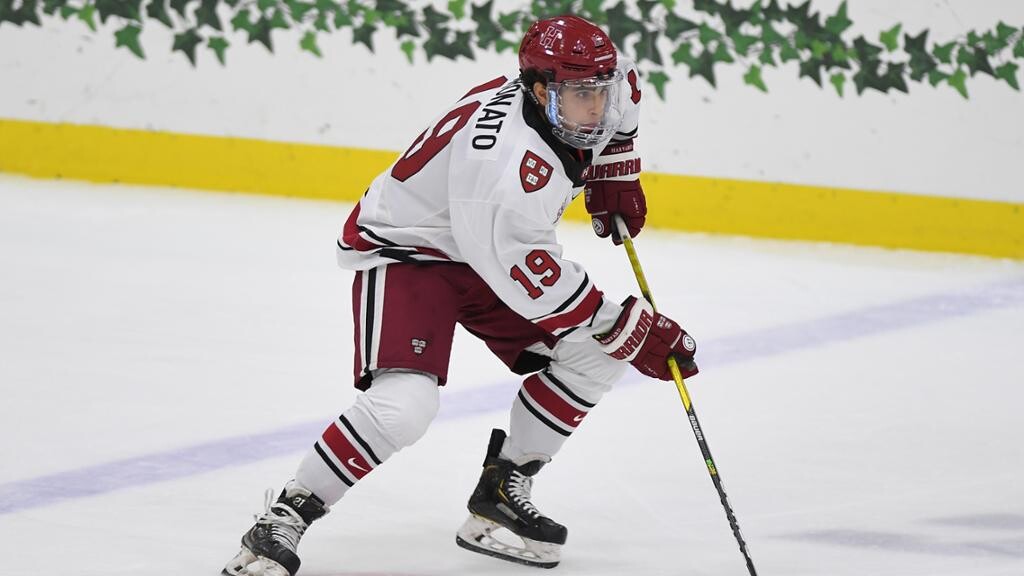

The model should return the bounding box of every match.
[322,423,374,480]
[461,75,508,100]
[341,204,379,252]
[536,286,603,334]
[522,374,588,429]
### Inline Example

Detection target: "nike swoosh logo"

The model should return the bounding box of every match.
[572,414,585,423]
[347,458,368,472]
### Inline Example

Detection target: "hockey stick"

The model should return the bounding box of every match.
[613,215,759,576]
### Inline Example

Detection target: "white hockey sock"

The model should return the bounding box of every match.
[295,370,439,505]
[502,369,602,463]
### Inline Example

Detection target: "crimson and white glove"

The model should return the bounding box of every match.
[584,179,646,245]
[594,296,698,381]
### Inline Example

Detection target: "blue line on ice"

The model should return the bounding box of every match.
[1,276,1022,516]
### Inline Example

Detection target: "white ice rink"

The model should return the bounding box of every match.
[1,175,1022,576]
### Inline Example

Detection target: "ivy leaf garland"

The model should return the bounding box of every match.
[4,0,1021,99]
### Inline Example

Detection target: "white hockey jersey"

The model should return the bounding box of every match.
[337,59,643,342]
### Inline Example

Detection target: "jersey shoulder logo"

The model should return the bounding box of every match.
[520,150,554,193]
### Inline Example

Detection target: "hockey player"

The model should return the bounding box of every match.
[223,14,698,575]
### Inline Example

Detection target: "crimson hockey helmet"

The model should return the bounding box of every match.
[519,15,625,149]
[519,15,618,82]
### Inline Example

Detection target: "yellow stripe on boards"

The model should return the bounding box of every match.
[565,173,1023,259]
[2,117,1021,259]
[0,118,395,202]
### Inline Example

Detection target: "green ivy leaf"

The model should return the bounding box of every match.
[634,29,663,66]
[904,30,936,81]
[689,48,716,87]
[883,62,908,93]
[77,4,97,31]
[230,8,254,33]
[172,28,203,64]
[96,0,141,24]
[114,23,144,58]
[664,12,697,39]
[248,17,274,50]
[646,69,669,99]
[981,31,1004,53]
[420,4,449,30]
[494,38,517,53]
[779,40,799,62]
[208,36,229,64]
[957,45,994,77]
[927,69,948,87]
[811,39,828,59]
[470,0,500,49]
[947,67,968,98]
[829,72,845,96]
[730,31,758,56]
[579,0,603,23]
[446,0,464,20]
[269,8,289,29]
[196,0,222,31]
[879,23,901,52]
[995,61,1020,91]
[300,30,321,56]
[824,0,851,37]
[759,45,776,66]
[146,0,174,28]
[711,40,733,64]
[995,21,1017,43]
[830,43,849,63]
[799,57,823,86]
[42,0,68,16]
[1015,35,1024,58]
[637,0,659,20]
[169,0,192,19]
[352,21,376,52]
[400,39,414,63]
[286,0,314,22]
[743,65,767,92]
[698,22,721,45]
[606,2,645,49]
[496,11,518,31]
[671,41,695,66]
[933,41,955,64]
[59,5,79,20]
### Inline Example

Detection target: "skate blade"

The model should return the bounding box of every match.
[221,546,290,576]
[455,514,561,569]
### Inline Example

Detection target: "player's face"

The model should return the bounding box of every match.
[559,85,609,129]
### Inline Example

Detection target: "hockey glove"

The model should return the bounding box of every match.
[595,296,698,381]
[584,179,646,245]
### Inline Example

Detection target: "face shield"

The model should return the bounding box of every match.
[544,69,625,150]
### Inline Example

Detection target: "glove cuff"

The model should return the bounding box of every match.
[594,296,655,361]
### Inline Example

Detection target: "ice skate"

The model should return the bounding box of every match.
[222,482,328,576]
[456,429,566,569]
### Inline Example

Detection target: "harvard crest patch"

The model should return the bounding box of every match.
[520,150,553,193]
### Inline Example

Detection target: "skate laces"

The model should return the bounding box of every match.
[506,471,541,519]
[254,488,308,553]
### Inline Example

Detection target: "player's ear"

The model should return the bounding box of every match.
[533,82,549,107]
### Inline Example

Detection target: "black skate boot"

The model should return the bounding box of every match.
[456,429,566,568]
[222,482,328,576]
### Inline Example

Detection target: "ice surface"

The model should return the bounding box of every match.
[1,175,1022,575]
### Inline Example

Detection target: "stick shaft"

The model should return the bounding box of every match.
[613,217,758,576]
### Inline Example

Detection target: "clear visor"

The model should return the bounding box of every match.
[545,70,625,150]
